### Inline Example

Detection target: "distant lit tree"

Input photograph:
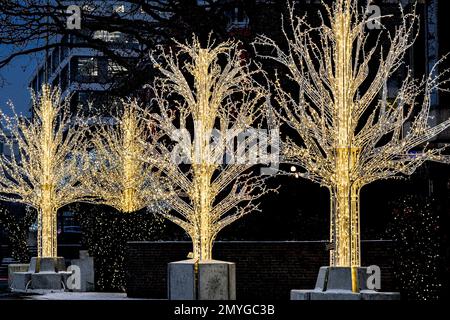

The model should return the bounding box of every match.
[79,99,171,214]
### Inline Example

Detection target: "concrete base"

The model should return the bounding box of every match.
[28,257,66,273]
[10,271,32,291]
[70,250,95,292]
[8,264,29,288]
[168,259,236,300]
[31,272,65,290]
[291,289,400,300]
[10,257,69,292]
[291,290,361,300]
[291,267,400,300]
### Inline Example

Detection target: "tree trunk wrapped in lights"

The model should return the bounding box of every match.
[147,36,275,261]
[254,0,450,267]
[78,100,171,214]
[0,84,90,258]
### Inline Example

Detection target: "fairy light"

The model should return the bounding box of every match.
[79,100,170,214]
[0,84,90,258]
[387,196,441,300]
[0,205,35,262]
[147,36,275,261]
[254,0,450,267]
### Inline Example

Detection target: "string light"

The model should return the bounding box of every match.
[78,100,171,214]
[0,84,90,258]
[253,0,450,267]
[147,36,276,261]
[387,196,441,300]
[0,205,35,262]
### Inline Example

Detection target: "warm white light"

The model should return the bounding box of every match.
[0,84,90,257]
[146,37,275,261]
[79,100,171,213]
[254,0,450,267]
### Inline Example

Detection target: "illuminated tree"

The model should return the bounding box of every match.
[79,100,170,214]
[0,84,89,258]
[147,36,275,261]
[253,0,450,267]
[72,100,173,290]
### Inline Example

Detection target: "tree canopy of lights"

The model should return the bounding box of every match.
[146,36,275,261]
[71,202,167,292]
[0,204,35,262]
[79,100,171,214]
[0,84,90,258]
[253,0,450,267]
[387,195,442,300]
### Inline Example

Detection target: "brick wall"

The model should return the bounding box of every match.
[125,240,398,300]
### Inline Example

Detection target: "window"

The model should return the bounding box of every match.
[93,30,123,42]
[61,66,69,92]
[93,30,106,41]
[77,91,108,113]
[82,5,95,13]
[113,4,125,13]
[77,91,91,109]
[38,67,45,88]
[46,55,52,80]
[61,43,69,62]
[78,57,98,77]
[108,60,128,77]
[227,6,249,29]
[52,48,60,73]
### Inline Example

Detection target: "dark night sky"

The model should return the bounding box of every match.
[0,45,40,117]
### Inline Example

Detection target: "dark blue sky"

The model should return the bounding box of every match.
[0,45,40,117]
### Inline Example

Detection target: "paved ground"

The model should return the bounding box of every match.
[0,291,155,300]
[24,292,151,300]
[0,279,155,300]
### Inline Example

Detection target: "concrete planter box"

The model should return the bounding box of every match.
[10,257,70,292]
[291,266,400,300]
[168,259,236,300]
[8,264,29,289]
[69,250,95,292]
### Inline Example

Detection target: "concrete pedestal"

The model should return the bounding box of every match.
[70,250,95,292]
[291,266,400,300]
[8,264,29,288]
[31,272,65,290]
[10,271,32,291]
[10,257,69,292]
[168,259,236,300]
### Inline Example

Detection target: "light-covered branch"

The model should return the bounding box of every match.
[253,0,450,267]
[145,36,276,260]
[78,99,171,213]
[0,84,90,257]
